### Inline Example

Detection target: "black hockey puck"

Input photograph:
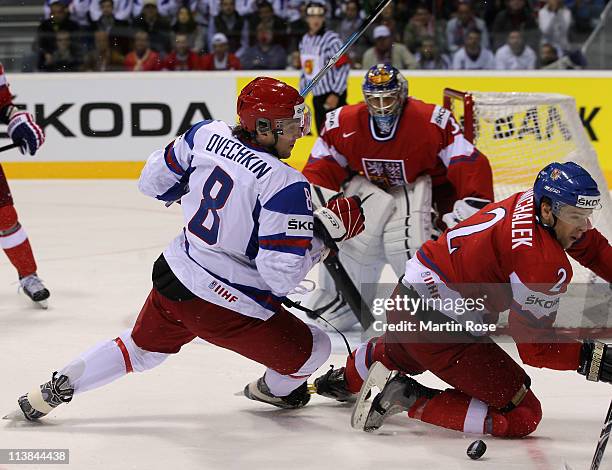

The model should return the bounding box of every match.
[467,440,486,460]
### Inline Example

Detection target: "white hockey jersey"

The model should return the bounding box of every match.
[139,120,326,320]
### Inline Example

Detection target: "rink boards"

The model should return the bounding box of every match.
[0,70,611,188]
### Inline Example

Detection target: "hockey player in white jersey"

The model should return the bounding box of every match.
[14,77,366,420]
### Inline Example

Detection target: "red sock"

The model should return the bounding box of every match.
[4,238,37,278]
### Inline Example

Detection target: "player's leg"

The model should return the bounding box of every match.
[0,165,49,305]
[16,262,197,421]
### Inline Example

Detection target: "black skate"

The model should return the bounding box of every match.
[244,376,310,409]
[312,366,355,402]
[17,372,74,421]
[19,274,50,309]
[363,372,440,432]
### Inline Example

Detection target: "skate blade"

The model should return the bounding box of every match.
[36,300,49,310]
[3,409,26,421]
[351,362,394,431]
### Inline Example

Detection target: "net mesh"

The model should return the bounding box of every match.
[446,90,612,324]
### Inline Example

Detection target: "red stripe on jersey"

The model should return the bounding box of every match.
[164,140,184,176]
[259,238,311,248]
[114,337,134,373]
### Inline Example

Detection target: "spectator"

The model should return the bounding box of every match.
[36,0,80,58]
[491,0,539,50]
[451,27,495,69]
[287,1,308,52]
[248,0,288,49]
[495,30,536,69]
[235,0,257,16]
[403,4,446,54]
[81,30,124,71]
[91,0,132,55]
[163,33,202,70]
[173,6,205,53]
[538,42,559,67]
[566,0,605,33]
[132,0,179,19]
[376,2,402,42]
[362,25,419,70]
[272,0,303,23]
[338,0,366,68]
[200,33,241,70]
[124,30,162,70]
[208,0,249,55]
[446,1,490,53]
[538,0,572,51]
[240,24,287,69]
[132,0,172,54]
[40,30,82,72]
[415,35,451,69]
[89,0,133,22]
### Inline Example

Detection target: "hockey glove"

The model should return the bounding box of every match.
[578,340,612,383]
[314,195,365,247]
[442,197,490,228]
[7,110,45,156]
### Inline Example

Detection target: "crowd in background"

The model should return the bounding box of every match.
[30,0,608,72]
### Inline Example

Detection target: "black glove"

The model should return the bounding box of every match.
[578,340,612,383]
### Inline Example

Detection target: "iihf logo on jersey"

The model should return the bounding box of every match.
[209,280,238,303]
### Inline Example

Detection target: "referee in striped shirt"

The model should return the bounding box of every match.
[299,1,350,134]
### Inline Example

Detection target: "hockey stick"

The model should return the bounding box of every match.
[300,0,392,97]
[0,142,18,153]
[590,398,612,470]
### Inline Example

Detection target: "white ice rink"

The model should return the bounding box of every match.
[1,180,611,470]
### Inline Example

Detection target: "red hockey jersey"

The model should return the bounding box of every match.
[302,99,494,214]
[410,189,611,370]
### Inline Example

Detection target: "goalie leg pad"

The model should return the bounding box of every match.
[383,176,433,277]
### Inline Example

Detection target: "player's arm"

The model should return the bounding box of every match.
[507,267,582,371]
[0,64,45,156]
[302,110,350,191]
[434,107,494,227]
[566,228,612,282]
[138,120,210,202]
[256,180,364,296]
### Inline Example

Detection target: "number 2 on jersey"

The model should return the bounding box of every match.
[447,208,506,254]
[188,166,234,245]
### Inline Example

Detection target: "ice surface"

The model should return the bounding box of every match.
[1,180,610,470]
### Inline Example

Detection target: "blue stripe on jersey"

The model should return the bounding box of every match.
[259,233,311,256]
[449,149,480,165]
[183,230,284,312]
[416,248,451,284]
[185,119,213,149]
[263,181,312,215]
[246,198,262,260]
[164,140,184,176]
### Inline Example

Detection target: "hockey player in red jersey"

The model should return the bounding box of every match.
[13,77,366,421]
[314,161,612,438]
[0,63,49,307]
[300,63,494,330]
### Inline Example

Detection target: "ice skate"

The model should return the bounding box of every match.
[353,363,440,432]
[16,372,73,421]
[311,366,355,402]
[244,376,310,409]
[19,273,50,309]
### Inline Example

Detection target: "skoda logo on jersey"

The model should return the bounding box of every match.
[576,195,601,208]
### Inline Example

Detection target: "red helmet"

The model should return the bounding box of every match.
[237,77,310,137]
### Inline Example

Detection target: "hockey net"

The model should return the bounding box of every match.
[443,89,612,333]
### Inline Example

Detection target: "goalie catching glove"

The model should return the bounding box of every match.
[314,195,365,248]
[442,197,491,228]
[579,340,612,383]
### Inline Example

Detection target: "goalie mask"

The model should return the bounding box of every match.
[237,77,311,142]
[362,64,408,134]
